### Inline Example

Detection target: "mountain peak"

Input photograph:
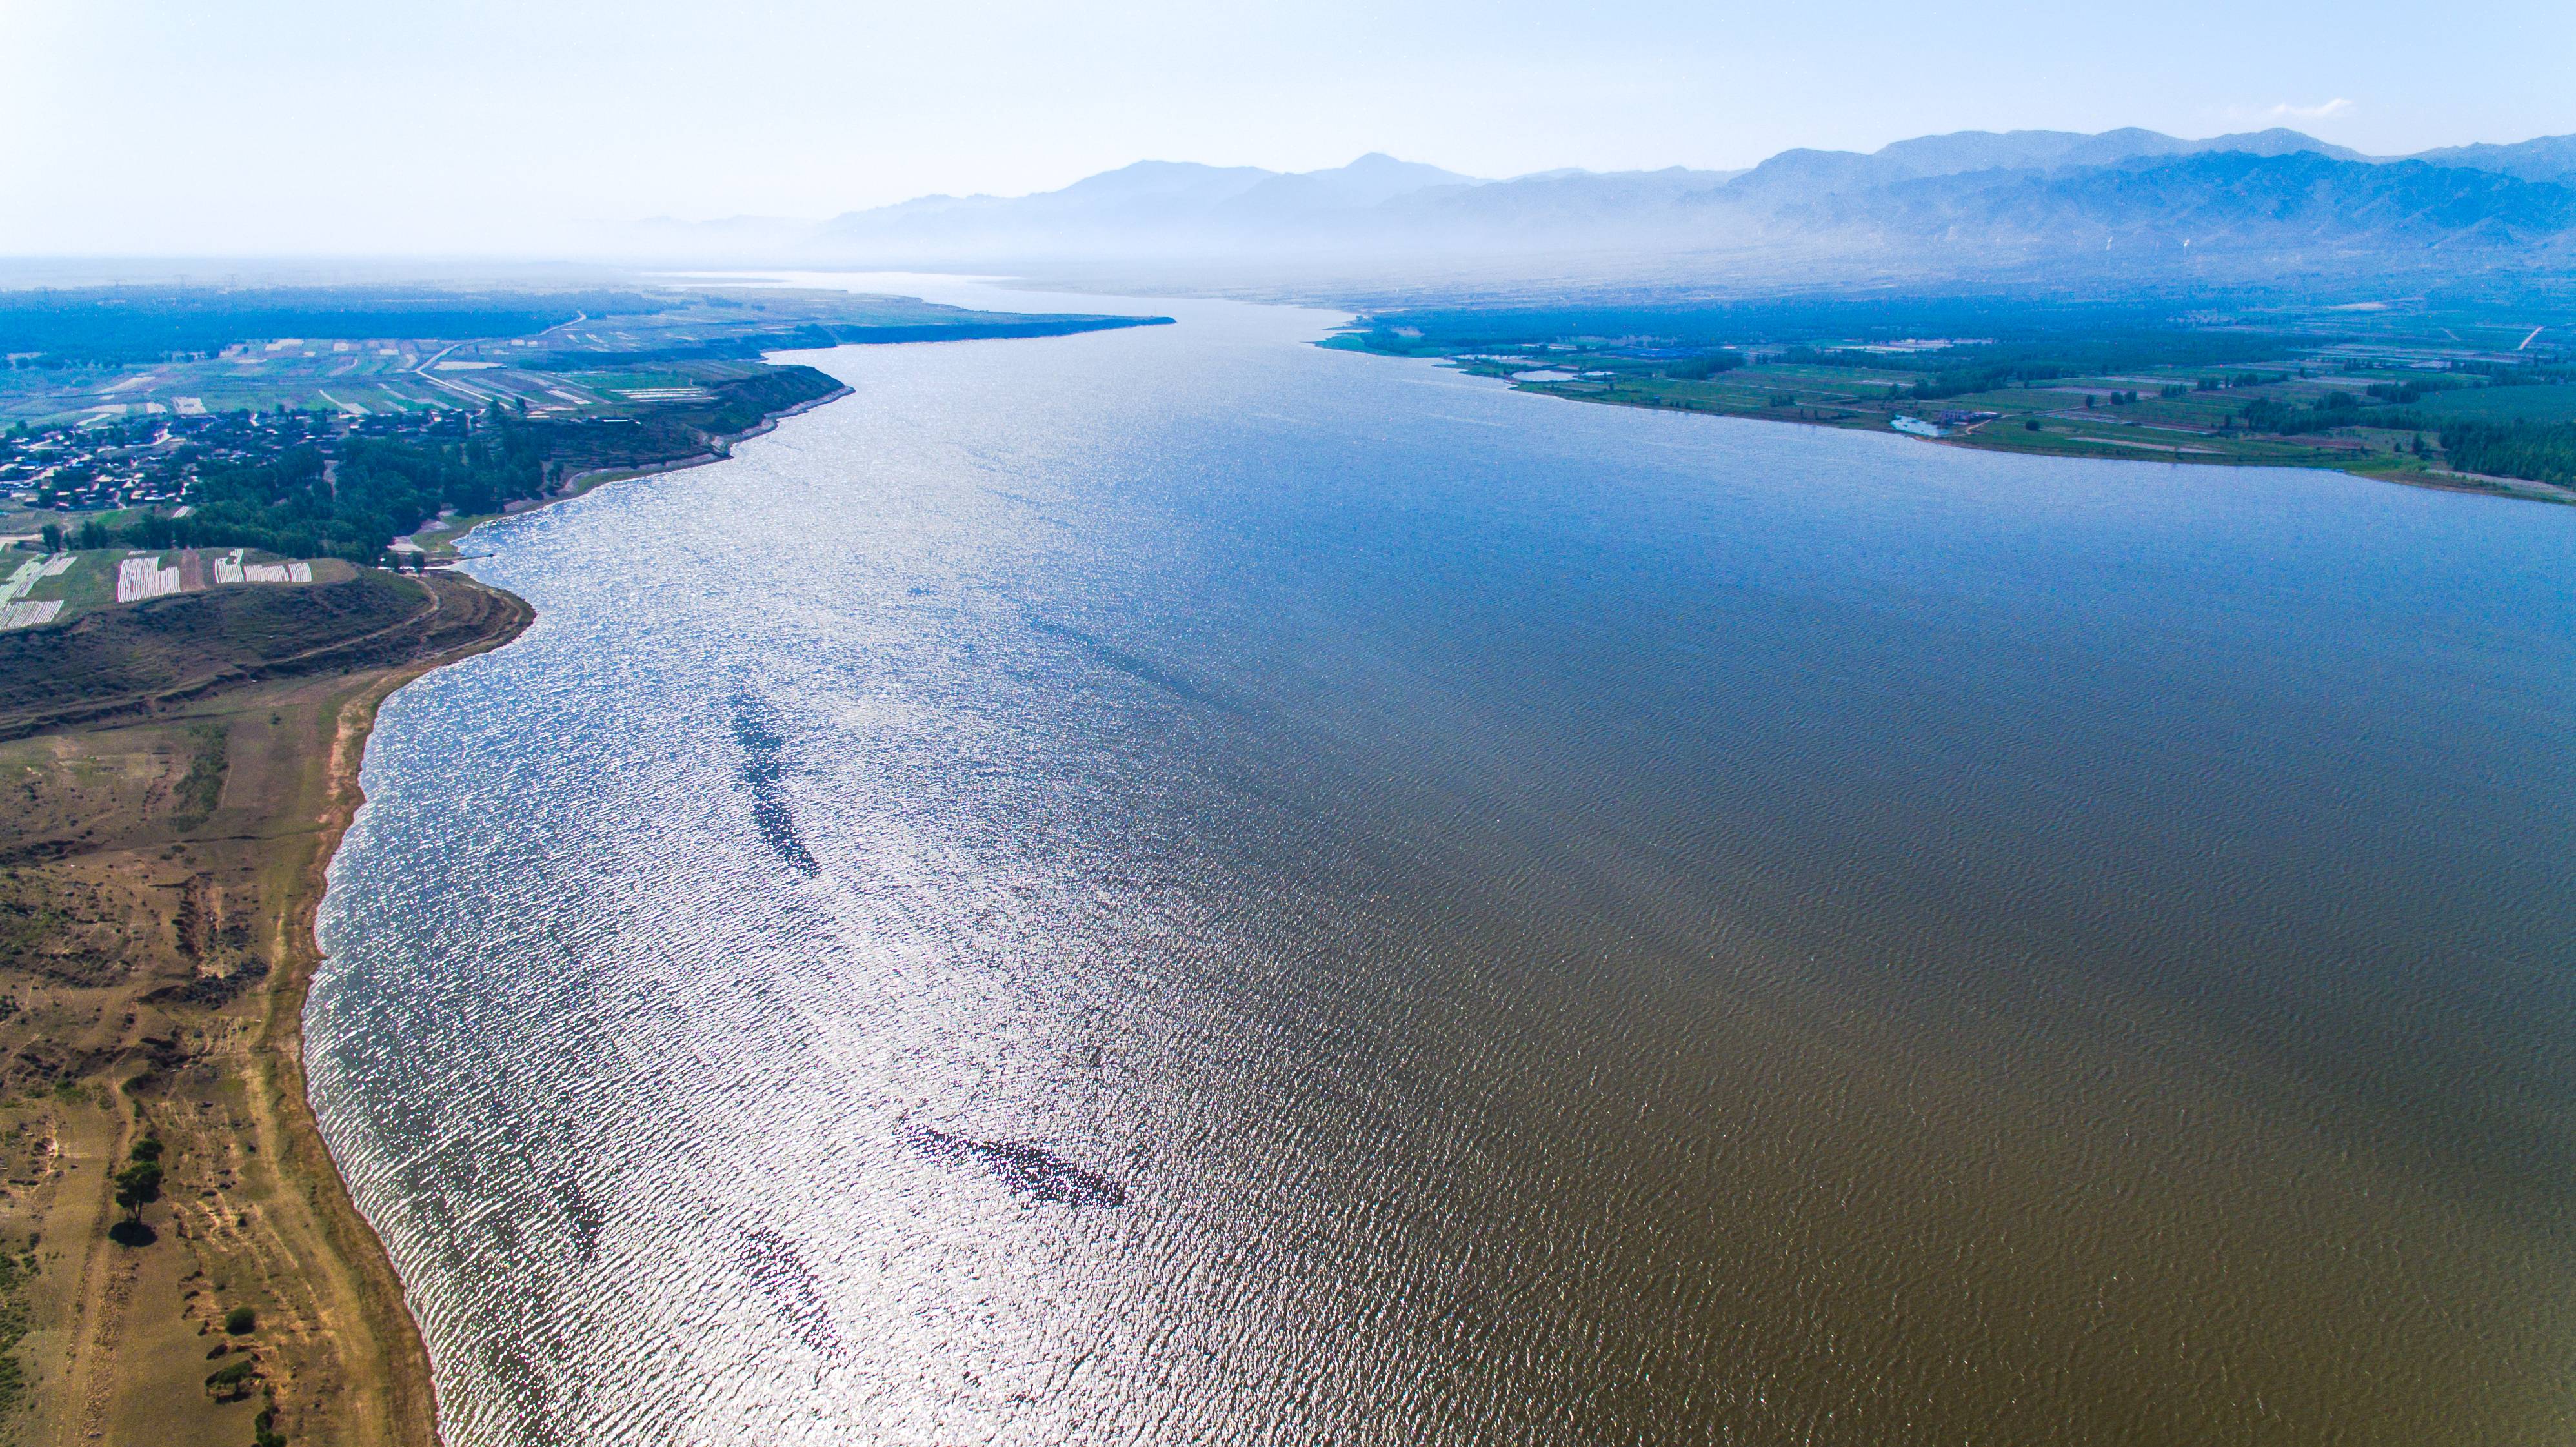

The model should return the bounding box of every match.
[1304,153,1482,185]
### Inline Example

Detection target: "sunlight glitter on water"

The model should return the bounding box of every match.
[313,283,2576,1445]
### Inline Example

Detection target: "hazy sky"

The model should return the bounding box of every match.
[6,0,2574,256]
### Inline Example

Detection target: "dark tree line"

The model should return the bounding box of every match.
[2439,421,2576,485]
[56,365,846,563]
[2237,391,2368,432]
[117,416,546,562]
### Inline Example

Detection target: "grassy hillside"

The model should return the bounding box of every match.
[0,571,485,736]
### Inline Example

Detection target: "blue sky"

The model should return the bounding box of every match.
[5,0,2574,254]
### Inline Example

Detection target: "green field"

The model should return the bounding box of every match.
[1331,297,2576,502]
[2408,383,2576,423]
[1448,362,2430,478]
[0,286,1163,430]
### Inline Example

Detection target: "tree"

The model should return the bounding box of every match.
[112,1161,161,1220]
[110,1133,165,1223]
[39,523,61,552]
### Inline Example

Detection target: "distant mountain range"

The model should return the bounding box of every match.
[613,127,2576,287]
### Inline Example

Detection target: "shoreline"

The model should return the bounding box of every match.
[0,569,532,1444]
[423,383,857,559]
[266,596,532,1446]
[545,383,856,503]
[1508,376,2576,505]
[289,374,843,1441]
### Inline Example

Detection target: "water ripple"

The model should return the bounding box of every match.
[309,286,2576,1445]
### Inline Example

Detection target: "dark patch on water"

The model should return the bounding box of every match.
[738,1227,841,1355]
[729,694,818,876]
[1023,613,1238,714]
[901,1123,1127,1207]
[479,1333,573,1447]
[552,1169,603,1262]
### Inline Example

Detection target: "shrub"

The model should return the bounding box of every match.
[224,1306,256,1335]
[205,1356,257,1401]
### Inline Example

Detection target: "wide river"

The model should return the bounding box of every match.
[313,279,2576,1446]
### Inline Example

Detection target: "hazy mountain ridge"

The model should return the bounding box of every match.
[610,126,2576,283]
[1721,126,2368,206]
[2408,134,2576,185]
[1770,151,2576,254]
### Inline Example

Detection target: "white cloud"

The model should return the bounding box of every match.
[2264,98,2355,120]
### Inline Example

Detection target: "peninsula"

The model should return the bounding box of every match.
[1327,292,2576,503]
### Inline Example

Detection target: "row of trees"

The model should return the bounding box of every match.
[2439,421,2576,485]
[2365,378,2463,405]
[1661,350,1744,380]
[2237,390,2370,432]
